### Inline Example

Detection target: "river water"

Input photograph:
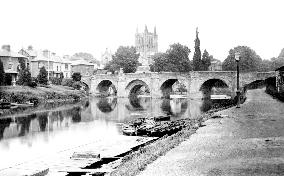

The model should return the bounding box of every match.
[0,96,220,170]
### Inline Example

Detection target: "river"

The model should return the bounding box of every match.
[0,96,223,171]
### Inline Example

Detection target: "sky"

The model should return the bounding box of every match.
[0,0,284,61]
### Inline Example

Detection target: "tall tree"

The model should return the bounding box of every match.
[150,43,191,72]
[0,59,5,85]
[37,66,48,85]
[192,28,202,71]
[222,46,262,72]
[104,46,139,73]
[17,68,32,86]
[201,49,211,71]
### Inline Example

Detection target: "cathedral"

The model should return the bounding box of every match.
[135,25,158,66]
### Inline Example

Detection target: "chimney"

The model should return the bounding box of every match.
[28,45,33,50]
[2,45,11,52]
[43,50,50,58]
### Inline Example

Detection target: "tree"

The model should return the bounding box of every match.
[222,46,262,72]
[270,57,284,71]
[192,28,202,71]
[17,68,32,86]
[104,46,140,73]
[201,50,211,71]
[0,59,5,86]
[37,66,48,85]
[259,59,272,72]
[72,72,82,82]
[73,52,99,64]
[150,43,192,72]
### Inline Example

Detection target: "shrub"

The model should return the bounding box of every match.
[72,81,82,90]
[62,78,74,87]
[50,77,62,85]
[72,72,81,82]
[17,68,32,86]
[28,81,37,88]
[37,67,48,85]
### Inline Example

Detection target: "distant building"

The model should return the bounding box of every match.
[18,45,37,70]
[29,50,71,78]
[100,48,112,69]
[209,58,222,71]
[71,57,96,77]
[0,45,28,85]
[135,25,158,66]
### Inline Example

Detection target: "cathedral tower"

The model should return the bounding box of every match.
[135,25,158,66]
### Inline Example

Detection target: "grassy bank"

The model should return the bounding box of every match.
[0,85,87,106]
[0,85,86,104]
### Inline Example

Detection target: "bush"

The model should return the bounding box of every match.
[72,72,81,82]
[62,78,74,87]
[72,81,82,90]
[50,77,62,85]
[0,59,5,86]
[17,68,32,86]
[28,81,37,88]
[37,67,48,85]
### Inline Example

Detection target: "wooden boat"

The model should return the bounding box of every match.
[153,115,171,121]
[210,94,231,100]
[10,102,34,107]
[71,151,100,160]
[122,124,137,136]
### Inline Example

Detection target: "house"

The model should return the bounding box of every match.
[30,50,72,78]
[275,66,284,93]
[18,45,37,70]
[71,57,95,77]
[209,58,222,71]
[0,45,28,85]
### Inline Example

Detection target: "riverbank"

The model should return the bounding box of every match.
[110,103,236,176]
[136,88,284,176]
[0,85,87,117]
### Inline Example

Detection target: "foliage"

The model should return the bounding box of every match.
[72,81,82,90]
[61,78,74,87]
[17,68,32,86]
[17,58,26,71]
[0,59,5,86]
[258,59,273,72]
[72,72,82,82]
[73,52,99,64]
[50,77,62,85]
[150,43,192,72]
[270,57,284,71]
[222,46,262,72]
[104,46,140,73]
[201,50,211,71]
[192,29,202,71]
[37,66,48,85]
[28,81,37,88]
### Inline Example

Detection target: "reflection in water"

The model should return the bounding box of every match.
[161,99,188,117]
[97,97,117,113]
[0,95,229,170]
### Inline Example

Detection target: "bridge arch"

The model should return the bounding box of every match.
[96,80,117,96]
[125,79,150,97]
[199,78,230,98]
[160,79,187,98]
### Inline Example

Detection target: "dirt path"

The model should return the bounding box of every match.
[138,88,284,176]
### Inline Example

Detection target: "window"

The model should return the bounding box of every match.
[57,66,58,71]
[65,64,68,70]
[66,73,68,77]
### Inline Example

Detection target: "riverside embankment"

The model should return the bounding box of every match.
[137,88,284,176]
[0,85,87,117]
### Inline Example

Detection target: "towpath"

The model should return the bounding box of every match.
[138,88,284,176]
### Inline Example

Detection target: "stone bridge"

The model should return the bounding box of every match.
[81,71,275,98]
